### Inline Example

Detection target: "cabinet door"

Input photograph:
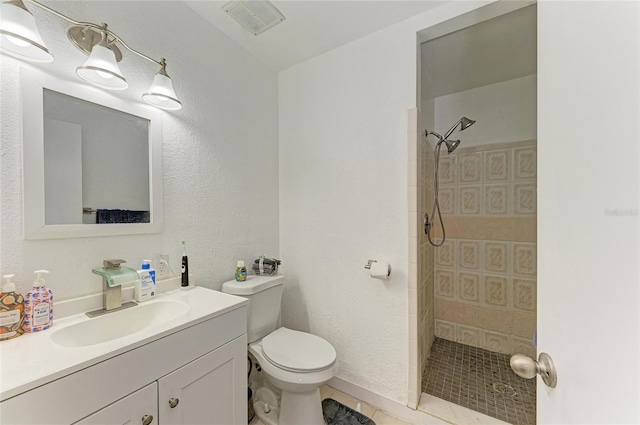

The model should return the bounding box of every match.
[159,335,247,425]
[74,382,157,425]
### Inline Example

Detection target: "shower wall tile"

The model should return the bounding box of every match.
[513,278,537,312]
[484,331,511,354]
[439,156,457,185]
[458,272,481,303]
[459,153,483,183]
[435,270,455,298]
[438,187,456,215]
[435,320,456,340]
[458,325,482,347]
[513,146,537,180]
[435,240,455,268]
[440,217,536,242]
[512,336,536,358]
[484,242,509,274]
[513,243,536,276]
[513,183,536,215]
[458,185,482,215]
[457,240,481,270]
[484,149,511,182]
[484,184,509,215]
[484,275,510,308]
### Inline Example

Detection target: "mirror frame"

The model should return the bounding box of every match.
[21,68,163,239]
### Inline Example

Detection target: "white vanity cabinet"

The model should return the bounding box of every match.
[74,383,158,425]
[0,301,247,425]
[159,336,246,425]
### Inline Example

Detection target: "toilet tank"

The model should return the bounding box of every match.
[221,274,284,343]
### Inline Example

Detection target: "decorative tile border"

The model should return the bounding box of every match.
[434,319,536,357]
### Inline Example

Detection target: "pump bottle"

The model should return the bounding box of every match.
[0,274,25,341]
[24,270,53,332]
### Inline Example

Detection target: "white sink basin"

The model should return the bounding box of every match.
[51,299,190,348]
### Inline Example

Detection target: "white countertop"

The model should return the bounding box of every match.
[0,286,247,401]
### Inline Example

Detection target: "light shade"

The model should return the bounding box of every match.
[142,72,182,110]
[0,0,53,63]
[76,42,127,90]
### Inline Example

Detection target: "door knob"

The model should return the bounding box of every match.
[510,352,557,388]
[168,397,180,408]
[141,414,153,425]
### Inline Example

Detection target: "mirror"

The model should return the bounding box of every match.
[22,68,163,239]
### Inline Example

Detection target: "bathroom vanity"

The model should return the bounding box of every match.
[0,286,247,425]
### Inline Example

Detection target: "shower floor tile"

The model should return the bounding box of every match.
[422,338,536,425]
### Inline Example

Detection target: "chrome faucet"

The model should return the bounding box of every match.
[88,259,139,318]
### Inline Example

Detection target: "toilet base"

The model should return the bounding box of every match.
[280,387,324,425]
[253,388,324,425]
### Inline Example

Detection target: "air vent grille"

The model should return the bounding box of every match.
[222,0,286,36]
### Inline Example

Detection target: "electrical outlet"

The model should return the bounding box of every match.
[154,253,171,279]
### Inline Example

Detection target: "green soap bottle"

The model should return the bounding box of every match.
[235,261,247,282]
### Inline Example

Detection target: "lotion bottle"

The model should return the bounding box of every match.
[136,260,156,302]
[0,274,25,341]
[24,270,53,332]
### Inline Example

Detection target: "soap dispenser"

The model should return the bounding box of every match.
[0,274,25,341]
[24,270,53,333]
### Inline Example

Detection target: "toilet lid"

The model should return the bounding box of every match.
[262,327,336,372]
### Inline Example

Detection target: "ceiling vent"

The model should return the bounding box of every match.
[222,0,286,36]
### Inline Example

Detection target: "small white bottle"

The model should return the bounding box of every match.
[136,260,156,302]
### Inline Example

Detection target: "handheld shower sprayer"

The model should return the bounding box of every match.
[424,117,476,247]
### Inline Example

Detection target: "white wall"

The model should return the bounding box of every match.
[0,1,279,299]
[278,1,498,404]
[43,119,82,225]
[433,74,536,146]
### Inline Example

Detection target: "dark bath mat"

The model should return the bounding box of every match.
[322,398,376,425]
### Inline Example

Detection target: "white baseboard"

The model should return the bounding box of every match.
[327,377,449,425]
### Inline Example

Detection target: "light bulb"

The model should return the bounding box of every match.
[5,34,31,47]
[96,70,114,79]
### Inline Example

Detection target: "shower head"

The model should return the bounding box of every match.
[443,116,476,140]
[444,139,460,154]
[460,117,475,131]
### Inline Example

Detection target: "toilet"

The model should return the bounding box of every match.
[222,274,338,425]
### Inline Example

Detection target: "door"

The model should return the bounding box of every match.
[158,336,247,425]
[74,383,157,425]
[537,1,639,423]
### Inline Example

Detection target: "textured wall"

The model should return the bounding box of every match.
[277,1,489,404]
[0,1,279,299]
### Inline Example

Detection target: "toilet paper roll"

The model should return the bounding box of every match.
[370,261,391,280]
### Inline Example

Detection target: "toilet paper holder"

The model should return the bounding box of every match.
[364,260,377,269]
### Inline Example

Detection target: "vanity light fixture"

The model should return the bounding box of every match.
[0,0,182,110]
[0,0,53,63]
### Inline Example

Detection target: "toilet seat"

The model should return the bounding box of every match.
[262,327,336,373]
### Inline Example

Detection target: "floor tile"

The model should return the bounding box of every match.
[422,338,535,425]
[371,410,412,425]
